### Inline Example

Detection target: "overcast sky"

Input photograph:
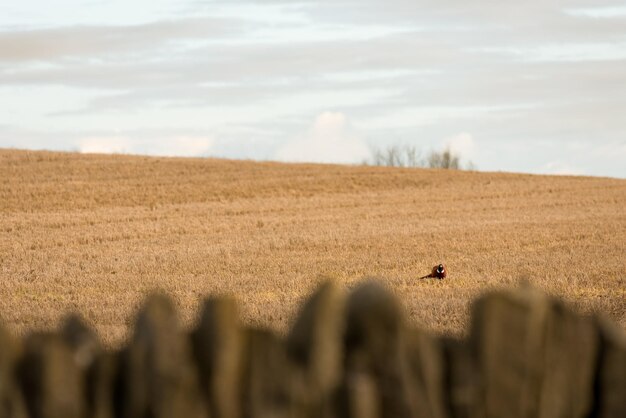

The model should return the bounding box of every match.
[1,1,625,177]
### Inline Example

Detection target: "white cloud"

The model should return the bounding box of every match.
[149,137,213,157]
[78,137,132,154]
[77,136,213,157]
[565,6,626,18]
[541,161,584,176]
[592,140,626,159]
[444,132,475,158]
[2,1,626,178]
[471,42,626,62]
[275,111,371,164]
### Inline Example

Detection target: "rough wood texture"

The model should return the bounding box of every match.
[0,281,624,418]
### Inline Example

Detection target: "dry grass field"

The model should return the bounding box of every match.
[0,148,624,346]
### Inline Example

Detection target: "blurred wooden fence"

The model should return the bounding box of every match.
[0,281,624,418]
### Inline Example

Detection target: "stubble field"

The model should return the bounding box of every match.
[0,149,624,346]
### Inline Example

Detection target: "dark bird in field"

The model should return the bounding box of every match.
[420,264,447,280]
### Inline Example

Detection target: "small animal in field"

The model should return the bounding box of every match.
[420,264,447,280]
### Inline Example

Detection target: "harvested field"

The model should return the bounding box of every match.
[0,148,625,346]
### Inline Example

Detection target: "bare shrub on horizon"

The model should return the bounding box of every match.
[370,144,422,168]
[427,147,460,170]
[366,144,475,170]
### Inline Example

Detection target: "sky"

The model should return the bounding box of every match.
[0,1,625,177]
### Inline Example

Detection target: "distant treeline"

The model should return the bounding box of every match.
[0,281,624,418]
[366,144,475,170]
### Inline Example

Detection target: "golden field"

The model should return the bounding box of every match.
[0,149,624,346]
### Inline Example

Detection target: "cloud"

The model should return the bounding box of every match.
[444,133,475,158]
[593,140,626,159]
[0,17,246,62]
[77,136,213,157]
[78,137,132,154]
[2,1,626,178]
[149,137,213,157]
[565,5,626,18]
[540,161,584,176]
[275,111,371,164]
